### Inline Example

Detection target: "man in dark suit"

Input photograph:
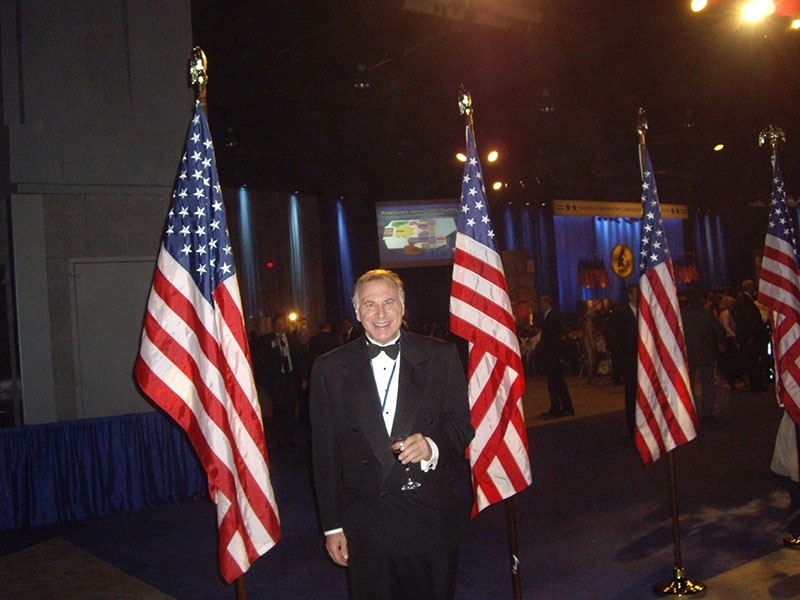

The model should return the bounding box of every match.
[307,321,338,368]
[734,279,769,391]
[538,295,574,418]
[339,316,361,345]
[258,312,306,446]
[310,269,474,600]
[608,284,640,437]
[681,287,725,425]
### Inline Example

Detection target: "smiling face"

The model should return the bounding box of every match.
[355,278,404,345]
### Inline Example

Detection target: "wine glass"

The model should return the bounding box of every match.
[390,435,421,491]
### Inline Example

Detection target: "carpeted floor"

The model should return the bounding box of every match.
[1,377,798,599]
[0,537,175,599]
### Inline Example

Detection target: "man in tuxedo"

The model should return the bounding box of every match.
[608,284,639,436]
[259,313,306,446]
[310,269,474,600]
[538,295,574,418]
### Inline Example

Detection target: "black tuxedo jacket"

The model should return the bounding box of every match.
[309,332,474,555]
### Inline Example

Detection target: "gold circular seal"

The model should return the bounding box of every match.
[611,244,634,278]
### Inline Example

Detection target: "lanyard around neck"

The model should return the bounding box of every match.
[374,356,398,412]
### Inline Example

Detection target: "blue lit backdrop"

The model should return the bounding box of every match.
[289,194,308,320]
[237,187,262,319]
[337,200,356,318]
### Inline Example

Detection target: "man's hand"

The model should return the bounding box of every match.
[325,531,349,566]
[392,433,431,464]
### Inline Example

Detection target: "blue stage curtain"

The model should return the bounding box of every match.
[289,194,309,319]
[554,216,596,312]
[337,200,356,318]
[521,206,535,261]
[693,211,728,290]
[528,206,555,301]
[0,412,207,531]
[553,215,687,314]
[237,187,263,319]
[594,217,641,305]
[504,206,517,251]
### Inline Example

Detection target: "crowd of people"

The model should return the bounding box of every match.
[247,315,362,447]
[516,279,772,432]
[250,278,773,446]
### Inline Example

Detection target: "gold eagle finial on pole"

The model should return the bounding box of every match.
[189,47,208,113]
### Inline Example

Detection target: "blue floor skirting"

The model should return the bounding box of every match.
[0,411,207,531]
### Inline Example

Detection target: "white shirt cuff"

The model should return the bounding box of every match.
[324,527,343,536]
[420,437,439,471]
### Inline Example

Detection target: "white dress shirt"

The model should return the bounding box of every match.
[365,333,438,471]
[272,333,293,373]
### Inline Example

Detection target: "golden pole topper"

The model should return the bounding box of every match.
[189,46,208,112]
[458,84,474,127]
[637,107,648,146]
[759,124,785,158]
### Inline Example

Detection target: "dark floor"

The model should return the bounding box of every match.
[1,382,796,600]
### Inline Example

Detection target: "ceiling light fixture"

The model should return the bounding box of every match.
[742,0,775,23]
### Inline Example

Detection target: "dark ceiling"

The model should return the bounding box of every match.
[191,1,800,209]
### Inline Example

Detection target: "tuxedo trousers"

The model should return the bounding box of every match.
[348,541,458,600]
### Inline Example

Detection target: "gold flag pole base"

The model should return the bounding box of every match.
[653,567,707,597]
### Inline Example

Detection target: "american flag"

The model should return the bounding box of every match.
[635,149,698,465]
[135,102,280,582]
[450,125,532,515]
[758,155,800,424]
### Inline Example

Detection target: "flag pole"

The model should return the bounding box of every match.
[757,125,799,548]
[758,124,785,408]
[190,46,248,600]
[459,84,523,600]
[637,108,706,597]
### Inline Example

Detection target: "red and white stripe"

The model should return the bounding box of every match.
[450,233,532,515]
[635,261,698,465]
[759,231,800,424]
[136,248,280,583]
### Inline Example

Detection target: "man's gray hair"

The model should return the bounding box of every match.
[352,269,405,310]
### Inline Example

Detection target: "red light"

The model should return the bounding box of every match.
[267,262,274,268]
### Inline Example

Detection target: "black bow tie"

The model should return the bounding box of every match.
[367,340,400,360]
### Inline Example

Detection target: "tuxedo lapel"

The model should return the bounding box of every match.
[390,337,426,443]
[341,343,395,474]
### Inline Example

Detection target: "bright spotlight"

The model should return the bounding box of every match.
[691,0,707,12]
[713,143,724,151]
[456,153,467,162]
[289,312,298,322]
[487,151,499,162]
[492,181,503,190]
[791,19,800,29]
[742,0,775,23]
